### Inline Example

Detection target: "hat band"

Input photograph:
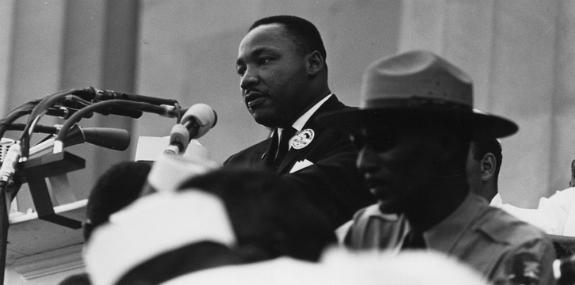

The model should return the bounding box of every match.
[363,97,472,112]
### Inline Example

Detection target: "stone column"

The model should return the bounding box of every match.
[549,0,575,194]
[1,0,139,283]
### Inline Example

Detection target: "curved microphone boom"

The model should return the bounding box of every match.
[3,123,129,151]
[74,87,180,106]
[165,103,217,155]
[53,100,183,153]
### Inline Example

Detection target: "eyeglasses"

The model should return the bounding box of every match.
[349,127,396,151]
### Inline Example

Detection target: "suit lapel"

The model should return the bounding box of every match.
[262,136,276,166]
[244,130,275,169]
[275,96,347,174]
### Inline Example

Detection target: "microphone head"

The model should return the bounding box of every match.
[167,124,190,154]
[182,103,217,139]
[75,128,131,151]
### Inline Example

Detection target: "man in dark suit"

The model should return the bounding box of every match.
[226,15,373,228]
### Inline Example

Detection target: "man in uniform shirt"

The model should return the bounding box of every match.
[324,50,556,284]
[226,15,373,228]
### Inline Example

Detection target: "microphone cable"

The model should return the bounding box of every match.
[19,88,89,158]
[53,99,183,153]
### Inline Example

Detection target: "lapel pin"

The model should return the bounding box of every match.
[290,129,315,150]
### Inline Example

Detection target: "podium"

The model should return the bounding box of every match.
[6,200,86,281]
[1,151,87,284]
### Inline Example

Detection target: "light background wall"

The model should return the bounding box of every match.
[0,0,574,283]
[0,0,138,283]
[135,0,402,164]
[395,0,575,207]
[136,0,575,208]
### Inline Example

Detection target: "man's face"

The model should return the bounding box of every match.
[354,122,447,213]
[236,24,311,128]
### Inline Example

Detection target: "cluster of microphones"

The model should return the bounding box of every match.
[0,86,217,205]
[0,87,219,285]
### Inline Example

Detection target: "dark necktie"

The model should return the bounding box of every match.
[401,230,426,250]
[272,127,296,167]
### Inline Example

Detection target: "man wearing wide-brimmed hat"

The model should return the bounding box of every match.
[325,51,555,283]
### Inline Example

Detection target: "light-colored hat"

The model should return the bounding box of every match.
[84,191,236,285]
[323,50,518,138]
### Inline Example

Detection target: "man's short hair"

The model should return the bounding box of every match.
[249,15,327,61]
[178,167,335,262]
[470,138,502,175]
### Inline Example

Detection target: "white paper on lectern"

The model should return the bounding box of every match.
[135,136,216,163]
[134,136,170,161]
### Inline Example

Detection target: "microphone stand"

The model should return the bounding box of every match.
[0,91,84,284]
[0,150,85,285]
[0,183,11,284]
[0,89,183,284]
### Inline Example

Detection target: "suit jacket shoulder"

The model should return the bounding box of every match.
[224,138,271,170]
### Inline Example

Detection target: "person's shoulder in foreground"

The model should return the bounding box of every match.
[162,248,490,285]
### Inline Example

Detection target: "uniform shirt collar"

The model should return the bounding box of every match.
[423,193,487,252]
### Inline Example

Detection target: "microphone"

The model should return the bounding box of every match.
[181,103,218,138]
[91,105,144,119]
[165,124,189,155]
[75,87,179,106]
[165,103,217,154]
[52,100,184,154]
[29,126,131,155]
[4,123,130,151]
[65,126,131,151]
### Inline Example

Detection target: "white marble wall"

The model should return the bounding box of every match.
[136,0,402,163]
[398,0,575,207]
[0,0,137,283]
[137,0,575,207]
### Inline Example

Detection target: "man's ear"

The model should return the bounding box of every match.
[305,50,324,76]
[480,153,497,181]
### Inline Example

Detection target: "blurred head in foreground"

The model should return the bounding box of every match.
[83,161,152,242]
[162,248,489,285]
[178,167,336,262]
[84,167,334,284]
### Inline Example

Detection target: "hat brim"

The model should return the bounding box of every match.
[318,107,518,139]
